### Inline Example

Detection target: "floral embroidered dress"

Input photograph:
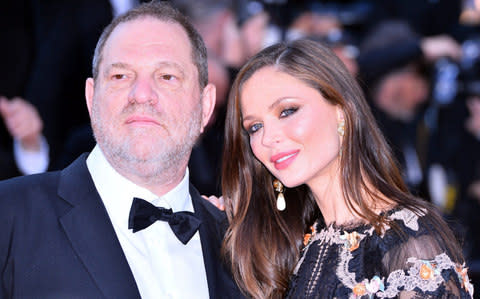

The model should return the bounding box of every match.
[285,207,474,299]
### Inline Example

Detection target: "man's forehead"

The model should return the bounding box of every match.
[108,17,187,45]
[101,17,195,67]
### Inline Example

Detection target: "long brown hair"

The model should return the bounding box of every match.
[222,39,463,298]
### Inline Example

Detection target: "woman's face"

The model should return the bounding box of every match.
[240,66,342,188]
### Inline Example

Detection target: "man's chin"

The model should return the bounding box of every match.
[127,147,164,164]
[103,141,161,164]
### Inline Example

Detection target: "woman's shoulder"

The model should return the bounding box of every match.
[370,206,459,269]
[368,206,475,298]
[367,206,446,246]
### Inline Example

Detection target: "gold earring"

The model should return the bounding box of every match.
[273,179,286,211]
[337,120,345,137]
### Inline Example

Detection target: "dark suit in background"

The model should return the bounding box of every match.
[25,0,113,169]
[0,1,35,179]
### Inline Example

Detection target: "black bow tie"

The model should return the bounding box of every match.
[128,197,202,245]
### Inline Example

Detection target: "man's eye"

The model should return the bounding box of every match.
[161,74,175,81]
[280,107,298,118]
[112,74,127,80]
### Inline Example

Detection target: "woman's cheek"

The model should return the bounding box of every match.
[250,139,267,165]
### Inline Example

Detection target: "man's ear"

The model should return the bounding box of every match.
[199,83,216,133]
[85,78,95,116]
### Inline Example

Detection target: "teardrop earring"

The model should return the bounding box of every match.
[273,179,286,211]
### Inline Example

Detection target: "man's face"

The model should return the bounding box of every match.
[375,68,428,121]
[85,17,215,183]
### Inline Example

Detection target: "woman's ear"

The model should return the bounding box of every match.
[336,106,345,139]
[336,106,345,123]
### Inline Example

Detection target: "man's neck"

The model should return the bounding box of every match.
[112,161,188,198]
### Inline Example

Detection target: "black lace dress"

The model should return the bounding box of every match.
[285,207,474,298]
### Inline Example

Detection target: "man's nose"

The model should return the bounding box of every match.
[128,75,158,104]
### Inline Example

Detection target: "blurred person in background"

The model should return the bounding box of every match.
[172,0,242,196]
[357,19,480,290]
[357,20,464,203]
[24,0,154,170]
[24,0,114,169]
[358,21,433,200]
[0,1,49,179]
[0,97,48,179]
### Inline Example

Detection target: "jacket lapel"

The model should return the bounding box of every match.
[58,154,141,299]
[190,185,243,298]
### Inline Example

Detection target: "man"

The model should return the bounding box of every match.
[0,2,244,298]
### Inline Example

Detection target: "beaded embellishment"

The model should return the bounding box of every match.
[294,208,474,298]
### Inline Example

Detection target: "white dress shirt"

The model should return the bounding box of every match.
[13,135,49,175]
[86,145,209,299]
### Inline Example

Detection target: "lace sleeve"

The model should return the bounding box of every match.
[380,231,474,298]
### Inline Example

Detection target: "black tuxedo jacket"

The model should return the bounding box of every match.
[0,154,244,299]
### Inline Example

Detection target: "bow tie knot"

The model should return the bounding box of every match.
[149,207,173,223]
[128,197,201,245]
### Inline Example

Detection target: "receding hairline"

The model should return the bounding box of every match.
[92,1,208,87]
[92,11,203,77]
[96,16,194,75]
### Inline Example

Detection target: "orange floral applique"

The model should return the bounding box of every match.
[352,283,367,296]
[456,264,473,293]
[303,225,316,246]
[419,264,434,279]
[340,231,360,251]
[419,261,438,280]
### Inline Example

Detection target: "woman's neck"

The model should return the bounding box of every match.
[308,171,393,226]
[308,170,358,225]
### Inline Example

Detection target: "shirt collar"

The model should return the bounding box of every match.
[86,145,193,227]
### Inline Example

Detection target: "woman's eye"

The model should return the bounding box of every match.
[280,107,298,118]
[248,123,263,134]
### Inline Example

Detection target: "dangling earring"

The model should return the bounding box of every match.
[337,120,345,137]
[273,179,286,211]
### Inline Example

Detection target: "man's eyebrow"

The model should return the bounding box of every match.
[155,61,186,77]
[103,61,187,76]
[103,62,131,76]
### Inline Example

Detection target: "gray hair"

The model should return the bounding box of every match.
[91,1,208,88]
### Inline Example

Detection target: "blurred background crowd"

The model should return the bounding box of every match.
[2,0,480,292]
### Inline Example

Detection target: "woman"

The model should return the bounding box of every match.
[220,39,474,298]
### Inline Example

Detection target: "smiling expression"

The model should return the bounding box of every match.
[241,66,342,188]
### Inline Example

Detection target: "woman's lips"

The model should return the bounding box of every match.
[271,150,299,170]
